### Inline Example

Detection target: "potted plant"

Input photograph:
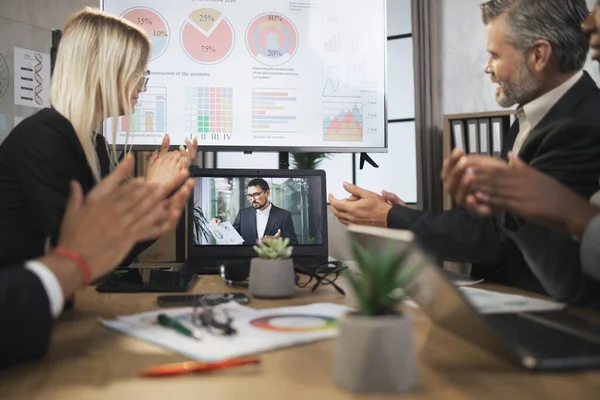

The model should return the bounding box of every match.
[290,152,330,169]
[333,240,421,393]
[192,202,212,245]
[249,237,295,298]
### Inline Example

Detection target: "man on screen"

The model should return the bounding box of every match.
[211,179,298,245]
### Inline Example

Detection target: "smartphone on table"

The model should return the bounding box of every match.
[156,293,250,307]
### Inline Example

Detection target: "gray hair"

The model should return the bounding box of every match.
[480,0,590,73]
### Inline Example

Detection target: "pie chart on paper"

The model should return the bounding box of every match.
[246,13,299,66]
[181,8,235,65]
[121,7,170,60]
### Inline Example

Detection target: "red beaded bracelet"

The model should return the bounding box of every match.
[51,247,92,285]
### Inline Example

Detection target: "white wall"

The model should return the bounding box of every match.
[441,0,600,115]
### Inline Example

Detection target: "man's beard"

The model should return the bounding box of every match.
[252,199,267,209]
[495,59,540,108]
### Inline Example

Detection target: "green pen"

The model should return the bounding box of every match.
[157,313,202,341]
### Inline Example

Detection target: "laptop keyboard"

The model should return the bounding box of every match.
[483,312,600,361]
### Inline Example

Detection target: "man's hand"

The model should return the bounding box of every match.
[329,182,393,227]
[460,152,598,235]
[57,155,164,281]
[210,218,222,225]
[382,190,406,207]
[261,229,281,241]
[57,154,194,281]
[442,148,488,206]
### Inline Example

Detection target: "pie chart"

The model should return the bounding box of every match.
[121,7,170,60]
[181,8,235,65]
[246,13,299,66]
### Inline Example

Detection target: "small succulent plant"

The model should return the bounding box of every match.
[345,239,423,316]
[253,237,293,260]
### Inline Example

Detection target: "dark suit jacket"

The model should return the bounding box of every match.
[388,71,600,294]
[0,108,149,268]
[0,264,53,368]
[232,204,298,245]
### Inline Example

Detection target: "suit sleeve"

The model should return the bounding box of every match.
[281,212,298,245]
[0,265,54,368]
[12,128,79,243]
[387,206,505,264]
[502,122,600,304]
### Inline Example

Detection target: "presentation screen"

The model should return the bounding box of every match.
[101,0,387,152]
[192,175,325,247]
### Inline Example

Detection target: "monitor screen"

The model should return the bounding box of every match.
[188,168,328,261]
[101,0,387,152]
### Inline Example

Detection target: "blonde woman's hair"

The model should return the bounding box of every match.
[50,7,150,181]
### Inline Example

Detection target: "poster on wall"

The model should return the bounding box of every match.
[13,46,50,109]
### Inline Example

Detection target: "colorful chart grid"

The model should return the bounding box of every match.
[185,87,233,134]
[119,87,167,132]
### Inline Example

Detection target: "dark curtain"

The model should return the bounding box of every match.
[412,0,444,211]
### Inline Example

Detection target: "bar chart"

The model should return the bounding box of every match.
[185,86,234,134]
[252,88,299,134]
[119,87,167,132]
[324,31,340,52]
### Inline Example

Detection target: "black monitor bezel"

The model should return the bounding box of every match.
[187,167,328,263]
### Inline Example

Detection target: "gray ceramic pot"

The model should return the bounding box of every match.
[248,258,295,298]
[333,312,417,393]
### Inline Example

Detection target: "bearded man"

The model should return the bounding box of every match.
[330,0,600,294]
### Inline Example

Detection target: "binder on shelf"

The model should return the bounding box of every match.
[478,118,491,155]
[466,119,479,154]
[451,120,466,151]
[491,117,503,157]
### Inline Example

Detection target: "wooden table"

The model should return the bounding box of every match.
[2,276,600,400]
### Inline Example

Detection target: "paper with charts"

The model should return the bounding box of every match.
[207,221,244,245]
[101,0,386,150]
[100,302,351,362]
[406,287,565,314]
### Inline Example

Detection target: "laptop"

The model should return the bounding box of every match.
[347,225,600,371]
[186,168,331,277]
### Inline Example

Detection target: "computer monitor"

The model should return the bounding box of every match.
[186,168,328,273]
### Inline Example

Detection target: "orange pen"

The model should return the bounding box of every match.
[139,357,260,377]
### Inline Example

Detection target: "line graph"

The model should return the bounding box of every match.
[322,62,363,98]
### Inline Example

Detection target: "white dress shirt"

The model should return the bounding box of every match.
[513,71,583,154]
[25,260,64,318]
[256,202,272,239]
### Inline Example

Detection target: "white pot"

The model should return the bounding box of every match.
[333,312,417,393]
[248,258,295,298]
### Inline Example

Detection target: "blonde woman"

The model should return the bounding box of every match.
[0,8,196,267]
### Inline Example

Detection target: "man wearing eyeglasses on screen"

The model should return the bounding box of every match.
[211,178,298,245]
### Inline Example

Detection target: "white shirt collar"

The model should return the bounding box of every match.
[518,70,583,131]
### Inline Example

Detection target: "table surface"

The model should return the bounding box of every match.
[2,276,600,400]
